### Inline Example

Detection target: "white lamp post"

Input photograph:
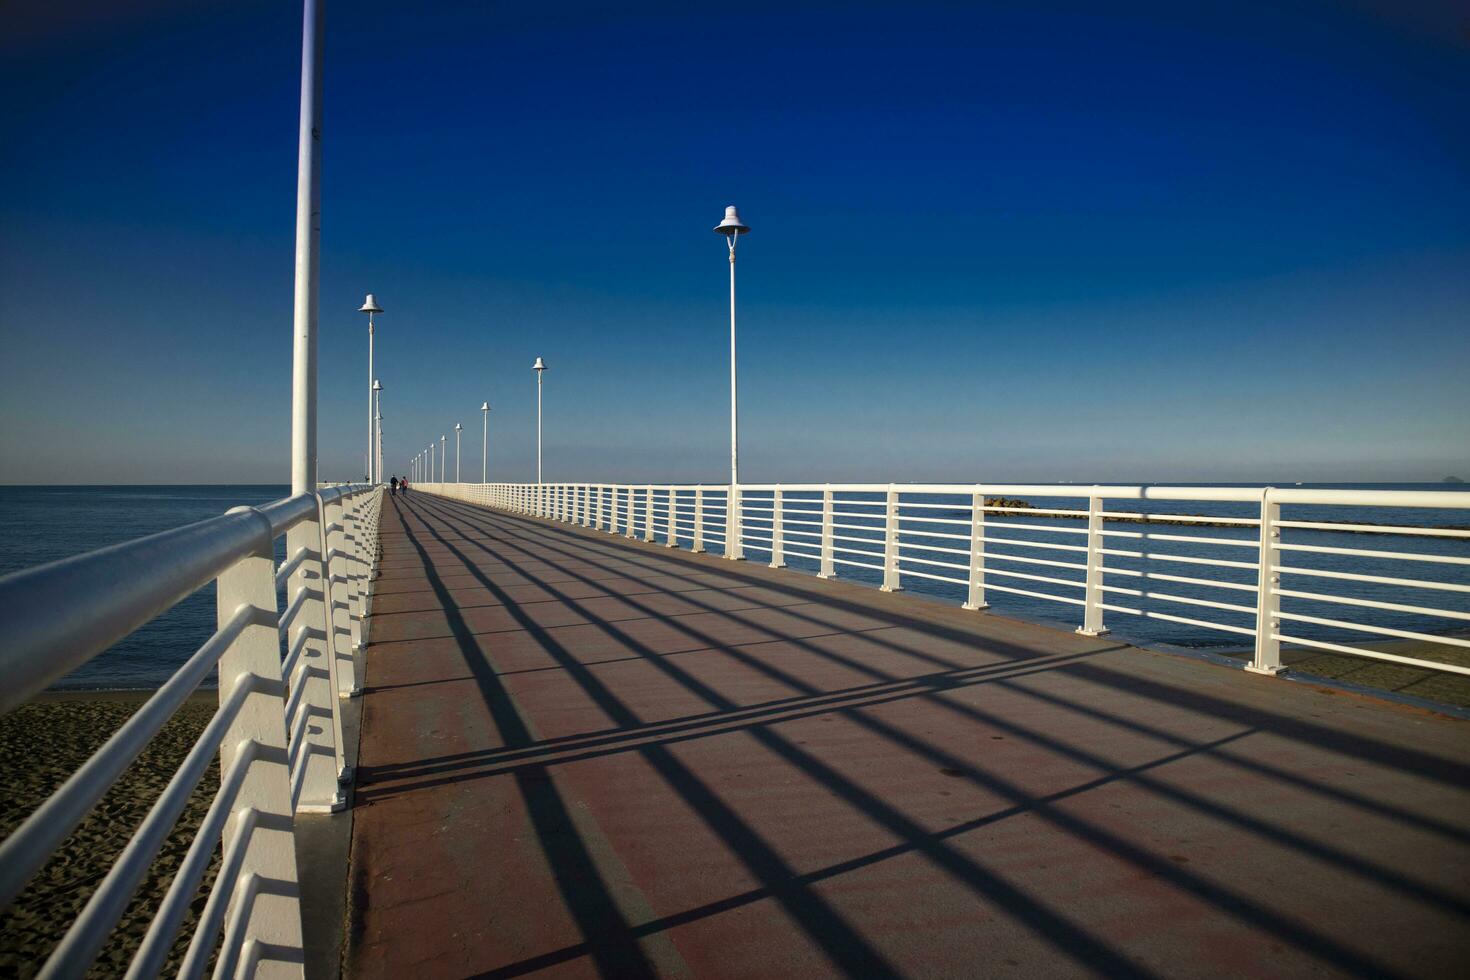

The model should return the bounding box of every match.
[372,379,383,484]
[714,205,750,559]
[429,443,434,485]
[454,423,463,483]
[532,357,547,483]
[440,434,447,482]
[481,401,490,483]
[359,294,383,482]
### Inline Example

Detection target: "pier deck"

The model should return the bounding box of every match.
[347,492,1470,978]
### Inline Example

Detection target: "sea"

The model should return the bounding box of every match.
[1,483,1466,690]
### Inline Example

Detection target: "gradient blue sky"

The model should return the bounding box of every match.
[2,0,1467,485]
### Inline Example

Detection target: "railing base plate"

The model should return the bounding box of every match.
[1076,627,1111,637]
[1243,664,1289,676]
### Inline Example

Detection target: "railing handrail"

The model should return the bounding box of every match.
[418,480,1470,685]
[423,481,1470,510]
[0,487,358,716]
[0,482,382,977]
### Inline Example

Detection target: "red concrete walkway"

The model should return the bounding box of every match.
[347,491,1470,978]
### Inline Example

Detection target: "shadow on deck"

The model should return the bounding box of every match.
[345,491,1470,978]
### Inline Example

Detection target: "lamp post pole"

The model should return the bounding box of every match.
[359,295,383,482]
[440,435,447,483]
[714,206,750,559]
[429,443,434,485]
[532,358,547,483]
[454,423,462,483]
[481,402,490,483]
[372,378,383,484]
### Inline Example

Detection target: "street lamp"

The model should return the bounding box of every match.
[359,294,383,482]
[372,379,383,484]
[532,357,548,483]
[714,205,749,559]
[429,443,435,484]
[454,423,463,483]
[481,401,490,483]
[440,434,447,482]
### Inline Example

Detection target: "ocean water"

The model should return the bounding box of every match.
[1,483,1467,690]
[0,486,289,689]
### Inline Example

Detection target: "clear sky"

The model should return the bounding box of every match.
[2,0,1467,485]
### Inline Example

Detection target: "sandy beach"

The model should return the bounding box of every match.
[0,691,220,978]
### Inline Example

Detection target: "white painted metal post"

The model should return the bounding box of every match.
[1248,488,1286,675]
[289,0,323,499]
[693,487,705,553]
[728,485,744,560]
[595,486,604,531]
[216,510,304,973]
[881,485,901,591]
[769,488,785,568]
[366,321,374,483]
[455,423,462,483]
[481,403,489,484]
[440,435,446,483]
[819,487,835,579]
[324,494,357,701]
[285,511,343,813]
[1077,493,1109,637]
[963,489,989,610]
[665,489,677,546]
[644,486,655,542]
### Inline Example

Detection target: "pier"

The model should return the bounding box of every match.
[345,489,1470,977]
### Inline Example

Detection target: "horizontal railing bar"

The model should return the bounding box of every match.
[1098,566,1259,593]
[1273,633,1470,674]
[42,681,253,977]
[1275,564,1470,593]
[0,603,253,910]
[1100,549,1261,570]
[1275,543,1470,566]
[1274,588,1470,621]
[1098,585,1258,616]
[1274,611,1470,648]
[899,568,971,586]
[1099,530,1259,548]
[1099,603,1257,637]
[1273,520,1470,538]
[984,582,1086,605]
[831,556,885,571]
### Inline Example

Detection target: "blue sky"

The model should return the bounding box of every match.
[2,0,1467,484]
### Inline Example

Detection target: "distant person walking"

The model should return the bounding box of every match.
[390,475,399,496]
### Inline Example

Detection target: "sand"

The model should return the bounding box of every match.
[0,691,221,978]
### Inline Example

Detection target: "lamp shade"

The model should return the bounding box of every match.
[713,205,749,236]
[359,293,383,314]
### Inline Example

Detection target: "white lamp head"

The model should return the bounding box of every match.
[532,356,547,372]
[481,401,490,411]
[372,379,382,391]
[455,422,462,432]
[359,293,383,314]
[713,205,749,236]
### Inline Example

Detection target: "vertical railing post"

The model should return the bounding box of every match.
[881,484,901,591]
[644,485,656,542]
[1248,487,1285,675]
[665,489,678,547]
[341,492,368,695]
[595,485,604,531]
[693,487,705,553]
[819,486,835,579]
[963,488,989,610]
[285,504,344,813]
[324,493,358,699]
[769,487,785,568]
[728,484,744,560]
[626,488,637,539]
[217,508,304,969]
[1077,492,1109,637]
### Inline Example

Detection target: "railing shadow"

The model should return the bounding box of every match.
[356,491,1469,978]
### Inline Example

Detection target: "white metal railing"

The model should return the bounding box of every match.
[0,484,382,978]
[418,481,1470,679]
